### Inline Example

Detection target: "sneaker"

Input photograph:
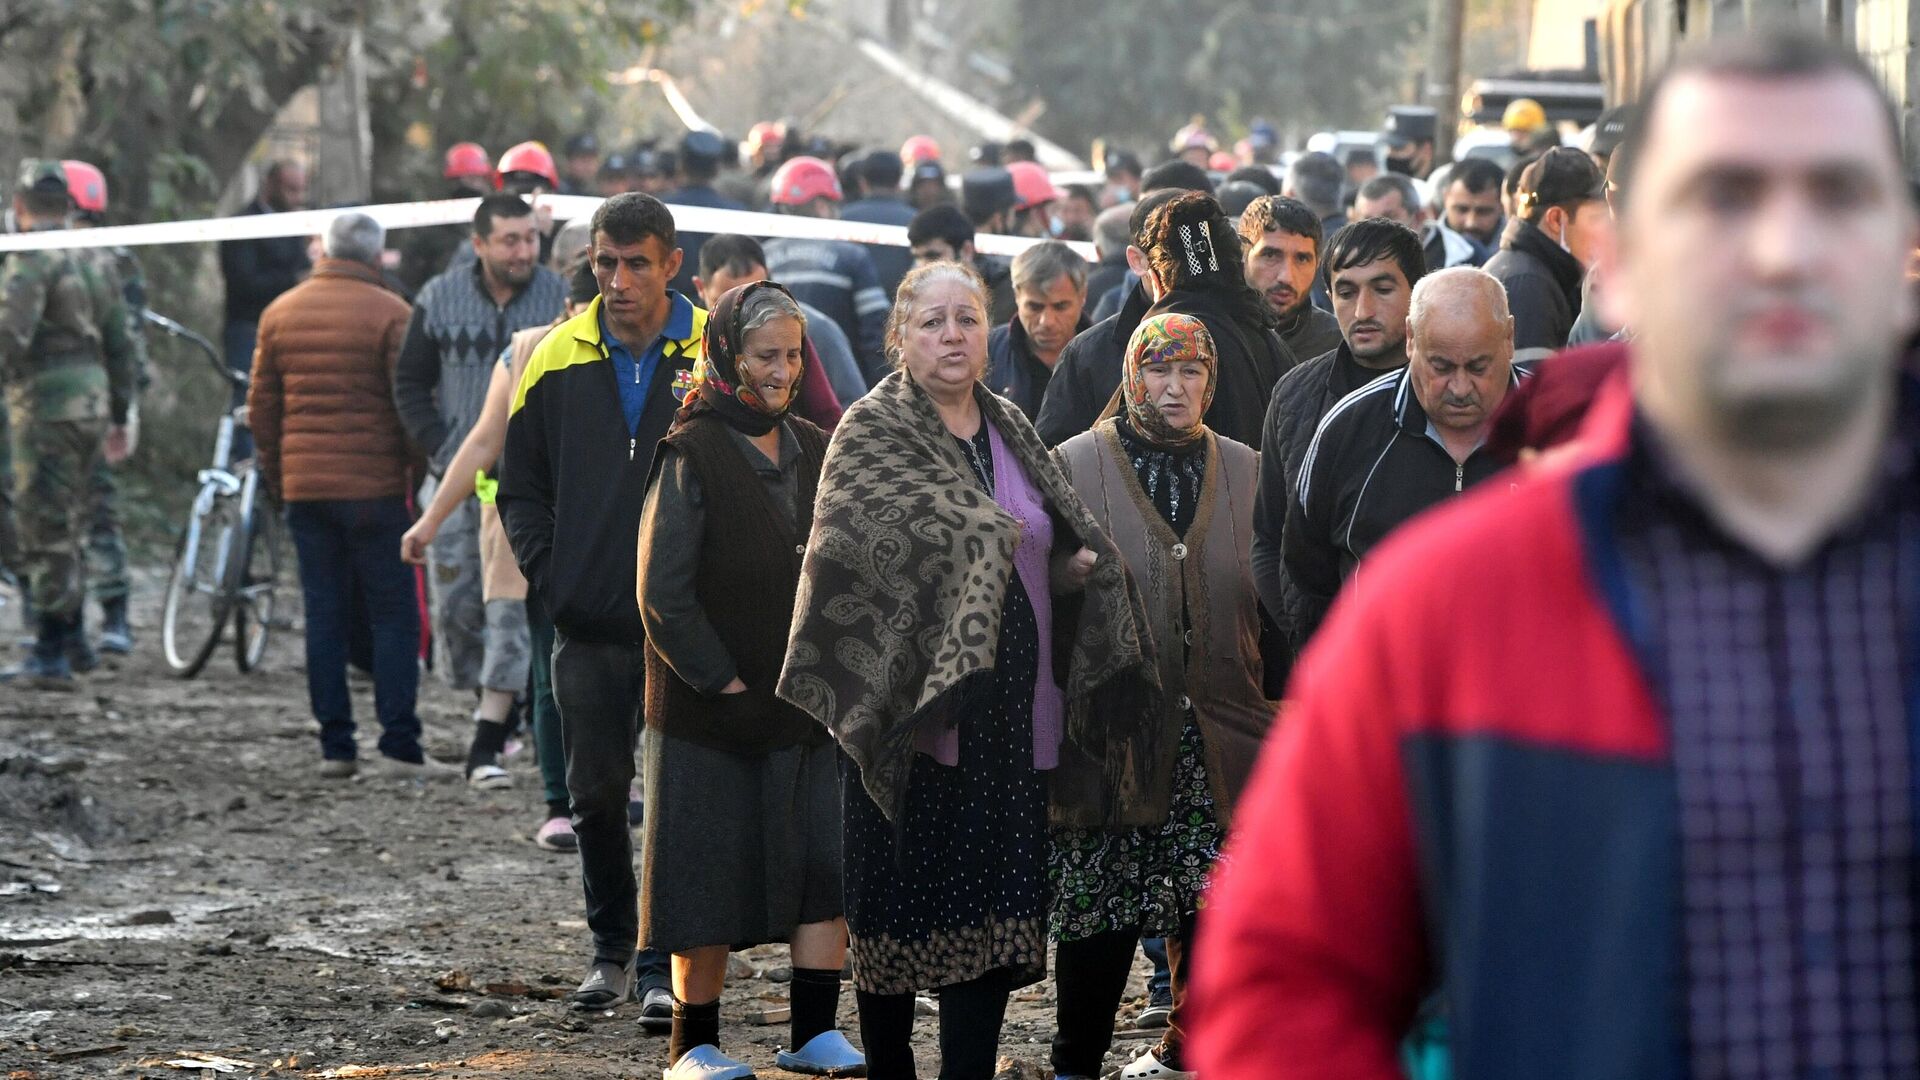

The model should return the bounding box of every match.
[318,758,358,780]
[775,1030,865,1076]
[567,957,636,1012]
[466,754,513,790]
[1119,1045,1194,1080]
[375,753,455,781]
[534,815,578,852]
[663,1044,755,1080]
[637,985,673,1033]
[1133,1001,1172,1030]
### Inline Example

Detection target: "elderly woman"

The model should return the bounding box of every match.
[1048,312,1279,1080]
[780,262,1156,1080]
[632,281,861,1080]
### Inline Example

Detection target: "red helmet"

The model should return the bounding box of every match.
[747,121,787,158]
[496,141,559,188]
[769,156,842,206]
[443,142,493,181]
[900,135,942,165]
[60,160,108,215]
[1007,161,1061,211]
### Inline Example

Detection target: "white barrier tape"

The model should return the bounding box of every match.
[0,193,1096,262]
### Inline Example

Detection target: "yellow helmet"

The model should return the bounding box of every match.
[1503,97,1548,133]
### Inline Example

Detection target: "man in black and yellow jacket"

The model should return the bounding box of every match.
[498,193,704,1027]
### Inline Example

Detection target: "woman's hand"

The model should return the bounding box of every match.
[400,519,436,565]
[1054,546,1098,594]
[719,677,749,695]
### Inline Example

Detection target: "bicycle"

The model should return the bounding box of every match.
[147,311,286,677]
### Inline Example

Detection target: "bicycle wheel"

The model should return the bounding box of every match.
[160,492,239,676]
[233,490,283,672]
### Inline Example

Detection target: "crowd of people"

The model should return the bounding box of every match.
[4,24,1919,1080]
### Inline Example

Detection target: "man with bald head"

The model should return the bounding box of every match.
[1196,31,1920,1080]
[1280,266,1520,646]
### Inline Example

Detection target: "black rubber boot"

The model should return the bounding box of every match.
[99,595,133,655]
[0,614,76,690]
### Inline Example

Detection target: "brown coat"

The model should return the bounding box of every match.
[248,258,415,501]
[1055,421,1277,827]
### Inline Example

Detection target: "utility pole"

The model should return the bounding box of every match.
[1426,0,1467,166]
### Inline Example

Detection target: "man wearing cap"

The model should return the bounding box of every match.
[0,161,138,689]
[904,157,948,213]
[840,149,917,297]
[662,130,749,300]
[1484,146,1609,357]
[1504,97,1559,155]
[1102,147,1144,207]
[1586,104,1635,172]
[1382,105,1438,180]
[560,133,600,197]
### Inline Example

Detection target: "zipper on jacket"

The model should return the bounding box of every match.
[1455,462,1464,492]
[630,437,636,462]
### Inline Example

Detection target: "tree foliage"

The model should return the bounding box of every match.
[0,0,699,219]
[1006,0,1426,158]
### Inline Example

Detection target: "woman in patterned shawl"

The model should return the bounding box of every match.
[1048,311,1281,1080]
[778,261,1156,1080]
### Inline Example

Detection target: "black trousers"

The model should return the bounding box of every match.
[1051,917,1198,1077]
[549,632,669,989]
[857,969,1014,1080]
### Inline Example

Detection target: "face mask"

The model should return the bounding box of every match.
[2,208,14,234]
[1048,214,1064,237]
[1105,184,1132,205]
[1386,155,1414,176]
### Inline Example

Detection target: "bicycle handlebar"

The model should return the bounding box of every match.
[142,310,246,390]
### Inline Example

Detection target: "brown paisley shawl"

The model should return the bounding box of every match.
[777,369,1159,824]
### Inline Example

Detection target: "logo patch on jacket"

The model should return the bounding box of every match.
[671,368,696,402]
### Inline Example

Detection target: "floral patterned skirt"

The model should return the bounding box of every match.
[1049,718,1225,941]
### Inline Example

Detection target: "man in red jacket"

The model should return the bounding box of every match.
[1193,30,1920,1080]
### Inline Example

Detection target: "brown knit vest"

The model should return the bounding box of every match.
[643,414,830,754]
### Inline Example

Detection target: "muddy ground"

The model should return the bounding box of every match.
[0,571,1157,1079]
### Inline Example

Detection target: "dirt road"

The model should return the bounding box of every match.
[0,575,1155,1079]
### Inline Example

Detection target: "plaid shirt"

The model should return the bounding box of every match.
[1615,410,1920,1080]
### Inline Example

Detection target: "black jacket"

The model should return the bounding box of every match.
[1282,362,1526,651]
[1033,283,1296,448]
[986,312,1092,421]
[497,297,706,644]
[841,194,917,299]
[1085,254,1130,312]
[1278,306,1344,366]
[663,184,749,296]
[219,200,312,324]
[1252,344,1406,677]
[1484,218,1585,359]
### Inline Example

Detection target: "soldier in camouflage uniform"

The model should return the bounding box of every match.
[0,160,137,689]
[63,160,148,654]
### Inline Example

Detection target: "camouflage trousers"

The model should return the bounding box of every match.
[0,400,14,573]
[2,403,135,604]
[7,412,107,620]
[86,454,129,602]
[418,474,527,692]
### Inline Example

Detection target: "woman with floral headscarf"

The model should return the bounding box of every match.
[1048,311,1281,1080]
[634,280,862,1080]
